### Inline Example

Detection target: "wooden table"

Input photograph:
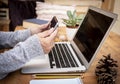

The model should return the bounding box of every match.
[0,27,120,84]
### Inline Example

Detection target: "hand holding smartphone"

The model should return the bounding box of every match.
[50,16,59,30]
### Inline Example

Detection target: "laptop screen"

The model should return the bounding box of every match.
[73,9,113,62]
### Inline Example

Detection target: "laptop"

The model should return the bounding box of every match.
[21,6,117,74]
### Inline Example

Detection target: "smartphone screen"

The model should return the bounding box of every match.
[50,16,58,30]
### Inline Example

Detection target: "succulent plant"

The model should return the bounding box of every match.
[62,10,83,28]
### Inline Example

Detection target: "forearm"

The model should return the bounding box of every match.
[0,35,45,79]
[0,29,31,49]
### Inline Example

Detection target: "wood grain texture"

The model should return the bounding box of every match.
[0,27,120,84]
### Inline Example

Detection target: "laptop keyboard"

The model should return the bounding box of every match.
[48,43,79,68]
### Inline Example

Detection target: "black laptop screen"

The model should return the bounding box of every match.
[73,9,113,62]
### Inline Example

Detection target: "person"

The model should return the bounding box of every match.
[0,23,58,79]
[8,0,45,31]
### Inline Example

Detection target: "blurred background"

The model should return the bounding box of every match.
[0,0,120,35]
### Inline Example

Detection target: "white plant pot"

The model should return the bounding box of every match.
[66,27,78,41]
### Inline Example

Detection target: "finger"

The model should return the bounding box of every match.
[39,28,54,38]
[39,37,55,54]
[48,28,58,40]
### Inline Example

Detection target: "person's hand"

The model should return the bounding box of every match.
[37,28,58,54]
[30,23,50,35]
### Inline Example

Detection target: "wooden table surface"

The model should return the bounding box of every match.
[0,27,120,84]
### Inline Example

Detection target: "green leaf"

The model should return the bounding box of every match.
[73,10,77,19]
[63,10,85,27]
[67,10,73,20]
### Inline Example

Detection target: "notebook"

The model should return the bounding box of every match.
[21,6,117,74]
[30,78,83,84]
[23,18,48,28]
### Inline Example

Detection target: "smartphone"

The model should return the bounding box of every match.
[50,16,59,30]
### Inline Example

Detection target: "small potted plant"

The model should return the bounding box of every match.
[62,10,84,40]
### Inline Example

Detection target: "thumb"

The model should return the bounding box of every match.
[39,22,50,30]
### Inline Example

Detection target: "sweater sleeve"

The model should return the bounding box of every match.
[0,35,45,79]
[0,29,31,49]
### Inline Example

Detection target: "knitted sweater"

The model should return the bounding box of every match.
[0,29,44,79]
